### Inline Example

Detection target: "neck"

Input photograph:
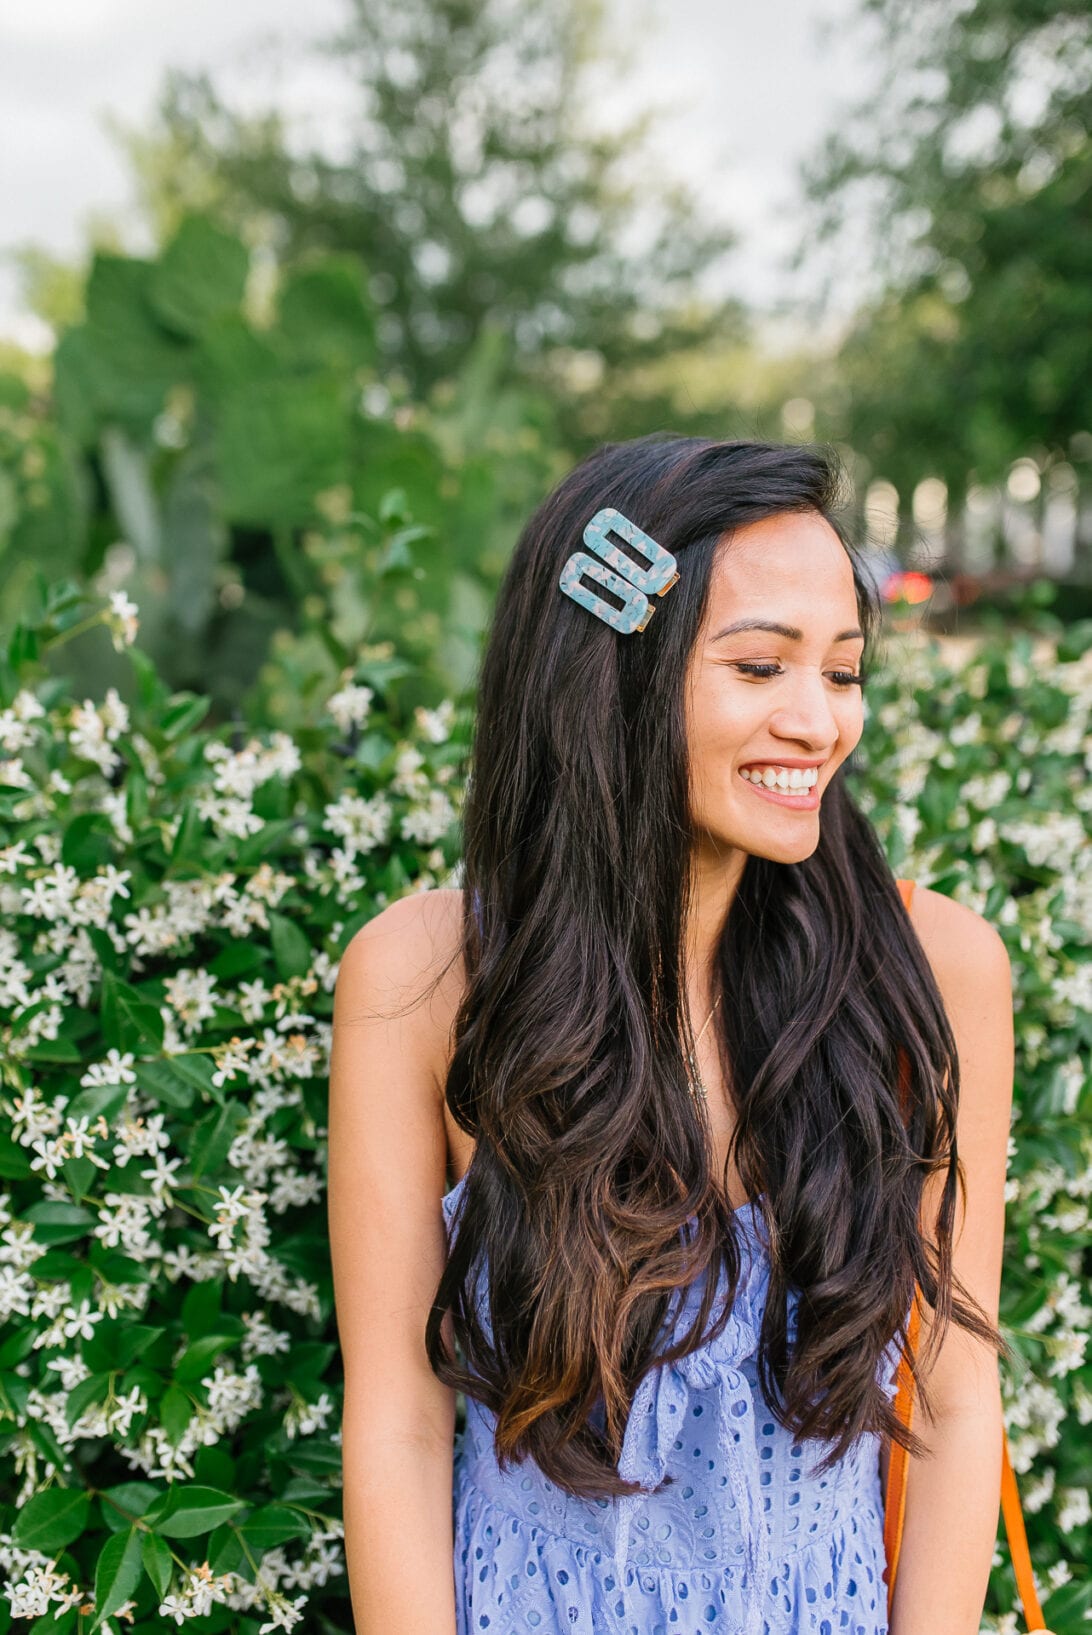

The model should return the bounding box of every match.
[684,840,747,1006]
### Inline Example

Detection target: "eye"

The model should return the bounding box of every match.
[732,663,868,688]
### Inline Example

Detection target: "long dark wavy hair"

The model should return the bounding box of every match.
[423,434,1009,1500]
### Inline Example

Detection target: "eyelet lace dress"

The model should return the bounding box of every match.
[444,1174,903,1635]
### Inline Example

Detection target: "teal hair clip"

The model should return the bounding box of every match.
[559,507,680,633]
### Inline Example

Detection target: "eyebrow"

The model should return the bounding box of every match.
[709,619,864,643]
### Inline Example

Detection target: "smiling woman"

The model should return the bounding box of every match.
[328,435,1014,1635]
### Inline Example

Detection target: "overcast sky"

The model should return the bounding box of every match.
[0,0,871,350]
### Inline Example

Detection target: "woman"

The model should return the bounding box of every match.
[328,436,1014,1635]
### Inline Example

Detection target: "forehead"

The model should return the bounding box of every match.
[704,512,858,623]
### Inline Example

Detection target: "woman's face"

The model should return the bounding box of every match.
[684,510,867,869]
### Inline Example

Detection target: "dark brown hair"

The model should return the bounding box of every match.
[424,433,1009,1499]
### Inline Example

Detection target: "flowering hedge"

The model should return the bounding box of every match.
[0,580,471,1633]
[0,585,1088,1632]
[855,621,1092,1631]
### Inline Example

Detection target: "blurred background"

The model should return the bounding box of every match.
[1,0,1090,719]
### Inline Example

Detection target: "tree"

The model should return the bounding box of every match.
[798,0,1092,527]
[111,0,745,447]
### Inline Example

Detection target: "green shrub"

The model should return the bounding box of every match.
[0,581,470,1633]
[855,622,1092,1629]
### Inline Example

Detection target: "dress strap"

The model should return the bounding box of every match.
[895,876,915,913]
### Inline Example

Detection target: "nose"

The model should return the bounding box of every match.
[768,668,842,754]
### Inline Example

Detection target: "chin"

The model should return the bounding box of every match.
[752,837,820,865]
[737,822,821,865]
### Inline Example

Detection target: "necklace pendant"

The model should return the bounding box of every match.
[687,1056,707,1099]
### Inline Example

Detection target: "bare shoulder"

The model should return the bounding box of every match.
[334,886,468,1089]
[903,881,1011,1008]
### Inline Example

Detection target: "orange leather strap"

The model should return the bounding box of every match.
[1002,1429,1049,1631]
[881,1279,920,1596]
[884,877,1047,1631]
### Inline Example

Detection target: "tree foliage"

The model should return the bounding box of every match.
[0,213,563,712]
[111,0,744,443]
[800,0,1092,492]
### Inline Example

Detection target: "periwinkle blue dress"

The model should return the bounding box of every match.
[444,1174,902,1635]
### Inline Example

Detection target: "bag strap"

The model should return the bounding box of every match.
[885,878,1048,1631]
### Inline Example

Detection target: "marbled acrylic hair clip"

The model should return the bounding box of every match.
[558,507,680,633]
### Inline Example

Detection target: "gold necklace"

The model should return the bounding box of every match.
[686,992,721,1101]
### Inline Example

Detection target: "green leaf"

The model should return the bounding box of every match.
[1,1374,31,1421]
[61,812,115,873]
[159,1382,194,1445]
[140,1530,173,1601]
[24,1201,96,1248]
[181,1276,222,1341]
[169,801,207,864]
[100,970,165,1054]
[84,1323,167,1375]
[61,1154,96,1201]
[194,312,281,405]
[355,730,396,771]
[90,1526,143,1630]
[278,1476,334,1508]
[0,1128,32,1181]
[217,375,349,527]
[142,1051,217,1103]
[238,1503,311,1552]
[53,258,187,441]
[12,1487,90,1552]
[283,1341,338,1384]
[1040,1576,1092,1622]
[65,1372,112,1431]
[188,1100,247,1181]
[128,645,167,711]
[207,1521,246,1576]
[279,1438,343,1475]
[269,911,312,981]
[234,819,296,868]
[100,1481,161,1532]
[193,1444,236,1491]
[0,1326,36,1369]
[143,1484,247,1539]
[173,1332,240,1386]
[60,1082,131,1127]
[152,215,249,338]
[277,257,376,374]
[160,693,212,741]
[207,941,265,979]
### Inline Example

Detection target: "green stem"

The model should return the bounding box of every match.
[40,611,109,653]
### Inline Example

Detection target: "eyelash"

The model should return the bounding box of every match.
[733,663,868,688]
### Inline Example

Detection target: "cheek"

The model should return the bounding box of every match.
[687,692,761,786]
[690,694,746,759]
[840,693,867,749]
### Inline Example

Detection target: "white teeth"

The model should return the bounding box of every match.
[740,764,819,791]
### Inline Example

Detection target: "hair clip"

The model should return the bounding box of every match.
[559,507,680,633]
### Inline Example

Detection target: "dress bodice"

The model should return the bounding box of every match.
[443,1171,902,1635]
